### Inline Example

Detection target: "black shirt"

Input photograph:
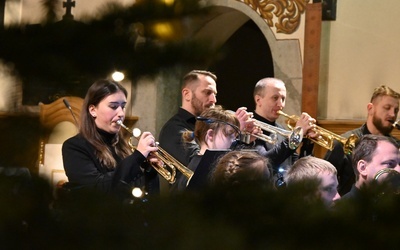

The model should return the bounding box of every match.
[158,107,200,166]
[253,112,314,175]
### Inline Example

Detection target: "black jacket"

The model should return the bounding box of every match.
[62,133,159,195]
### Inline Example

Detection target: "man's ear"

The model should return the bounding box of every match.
[182,88,192,102]
[255,95,262,107]
[357,160,368,176]
[367,102,374,115]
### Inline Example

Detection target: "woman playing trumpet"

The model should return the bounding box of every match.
[62,79,160,196]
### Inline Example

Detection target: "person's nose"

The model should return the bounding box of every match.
[332,191,341,202]
[277,99,284,108]
[117,106,125,117]
[388,107,397,118]
[210,93,217,104]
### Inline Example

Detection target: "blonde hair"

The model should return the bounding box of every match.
[285,156,337,186]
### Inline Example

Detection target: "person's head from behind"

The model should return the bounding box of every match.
[367,85,400,135]
[181,70,217,116]
[253,77,286,122]
[210,151,271,189]
[182,105,240,151]
[285,156,340,207]
[352,134,400,188]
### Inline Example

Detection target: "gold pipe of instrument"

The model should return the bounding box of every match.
[393,119,400,130]
[117,120,194,185]
[253,119,304,150]
[277,110,358,154]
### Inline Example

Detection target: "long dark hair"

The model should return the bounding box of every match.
[80,79,131,169]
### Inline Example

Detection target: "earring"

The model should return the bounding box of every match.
[91,114,96,118]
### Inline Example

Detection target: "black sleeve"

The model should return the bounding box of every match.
[324,140,354,196]
[159,123,199,166]
[62,137,114,192]
[298,138,314,158]
[255,139,296,173]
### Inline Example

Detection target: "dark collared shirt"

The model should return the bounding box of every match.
[159,108,200,167]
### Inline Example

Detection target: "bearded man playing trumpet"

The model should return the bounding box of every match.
[246,77,318,181]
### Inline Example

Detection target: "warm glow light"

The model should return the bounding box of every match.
[132,128,142,138]
[162,0,174,6]
[112,71,125,82]
[152,22,174,39]
[132,187,143,198]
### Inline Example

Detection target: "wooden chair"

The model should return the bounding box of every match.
[38,96,83,187]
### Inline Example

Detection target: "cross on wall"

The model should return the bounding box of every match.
[63,0,76,20]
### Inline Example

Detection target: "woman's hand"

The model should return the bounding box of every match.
[136,132,158,157]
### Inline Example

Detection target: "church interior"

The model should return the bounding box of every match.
[0,0,400,248]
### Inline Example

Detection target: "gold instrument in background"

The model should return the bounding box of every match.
[117,120,194,185]
[252,119,304,150]
[393,119,400,130]
[277,110,358,154]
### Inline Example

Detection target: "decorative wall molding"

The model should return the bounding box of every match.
[238,0,310,34]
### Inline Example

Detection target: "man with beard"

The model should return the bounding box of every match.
[159,70,217,168]
[325,85,400,196]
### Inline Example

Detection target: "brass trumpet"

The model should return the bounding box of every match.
[117,120,194,185]
[277,110,358,154]
[252,119,304,150]
[393,119,400,130]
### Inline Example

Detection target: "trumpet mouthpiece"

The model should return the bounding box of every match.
[116,120,123,125]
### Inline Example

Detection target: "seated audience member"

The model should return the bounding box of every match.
[62,79,159,196]
[210,150,272,189]
[285,156,340,207]
[341,134,400,199]
[174,105,240,191]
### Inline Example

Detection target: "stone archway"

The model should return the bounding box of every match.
[192,1,305,116]
[151,1,307,136]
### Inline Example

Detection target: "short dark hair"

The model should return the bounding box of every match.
[352,134,399,180]
[253,77,284,98]
[181,70,217,90]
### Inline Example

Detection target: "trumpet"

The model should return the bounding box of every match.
[393,119,400,130]
[277,110,358,154]
[117,120,194,185]
[252,119,304,150]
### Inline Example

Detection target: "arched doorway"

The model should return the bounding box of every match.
[208,20,274,112]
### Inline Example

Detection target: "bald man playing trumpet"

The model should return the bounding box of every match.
[238,78,318,184]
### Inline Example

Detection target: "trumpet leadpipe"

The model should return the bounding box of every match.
[117,120,193,185]
[393,119,400,130]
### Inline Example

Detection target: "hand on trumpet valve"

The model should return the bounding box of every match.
[136,132,158,158]
[295,112,319,139]
[235,107,254,131]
